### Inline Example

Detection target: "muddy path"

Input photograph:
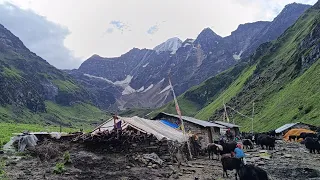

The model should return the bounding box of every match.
[1,140,320,180]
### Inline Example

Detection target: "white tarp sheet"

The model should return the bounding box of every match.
[92,116,188,142]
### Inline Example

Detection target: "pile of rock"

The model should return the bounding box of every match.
[129,153,164,169]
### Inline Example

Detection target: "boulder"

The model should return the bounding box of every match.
[283,154,293,158]
[257,161,266,166]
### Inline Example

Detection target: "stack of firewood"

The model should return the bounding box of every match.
[72,129,171,156]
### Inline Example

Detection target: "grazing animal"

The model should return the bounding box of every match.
[239,164,269,180]
[219,140,237,155]
[221,156,242,180]
[289,135,297,142]
[267,130,276,137]
[303,137,320,154]
[242,139,254,149]
[298,132,317,140]
[206,143,223,160]
[258,135,275,150]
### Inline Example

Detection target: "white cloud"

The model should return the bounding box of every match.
[0,2,81,69]
[0,0,317,69]
[147,25,159,35]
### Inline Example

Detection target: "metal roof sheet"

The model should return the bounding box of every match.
[159,112,226,128]
[275,122,300,133]
[213,121,240,128]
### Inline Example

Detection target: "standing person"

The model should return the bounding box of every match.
[251,134,255,144]
[233,144,246,164]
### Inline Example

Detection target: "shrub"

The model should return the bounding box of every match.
[304,106,313,114]
[53,162,66,174]
[63,151,71,164]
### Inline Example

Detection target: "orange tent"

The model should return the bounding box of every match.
[283,128,316,142]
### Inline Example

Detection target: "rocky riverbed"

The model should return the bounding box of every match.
[1,139,320,180]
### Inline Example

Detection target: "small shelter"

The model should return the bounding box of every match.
[152,112,227,144]
[283,129,316,142]
[212,121,241,136]
[93,116,188,142]
[275,122,317,135]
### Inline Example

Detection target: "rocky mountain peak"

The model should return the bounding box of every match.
[153,37,182,54]
[89,54,102,59]
[275,3,311,21]
[0,24,28,52]
[312,0,320,9]
[196,28,221,41]
[194,28,222,53]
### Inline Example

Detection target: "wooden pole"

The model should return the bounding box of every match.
[251,102,255,133]
[223,99,229,123]
[169,76,193,160]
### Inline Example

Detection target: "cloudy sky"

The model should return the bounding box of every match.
[0,0,317,69]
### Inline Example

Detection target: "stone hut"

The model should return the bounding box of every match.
[153,112,227,144]
[212,121,241,136]
[275,122,318,135]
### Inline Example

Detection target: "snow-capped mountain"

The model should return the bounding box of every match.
[69,3,311,110]
[153,37,182,54]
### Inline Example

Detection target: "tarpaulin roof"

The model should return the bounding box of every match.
[92,116,188,142]
[157,112,226,128]
[275,122,299,133]
[283,128,315,142]
[160,120,179,129]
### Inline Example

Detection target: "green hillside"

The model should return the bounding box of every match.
[0,24,105,129]
[157,2,320,131]
[0,101,105,128]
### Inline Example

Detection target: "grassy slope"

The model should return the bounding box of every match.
[205,7,320,131]
[153,5,320,133]
[149,63,249,119]
[195,65,256,120]
[149,97,200,118]
[0,101,106,129]
[0,123,76,147]
[247,60,320,131]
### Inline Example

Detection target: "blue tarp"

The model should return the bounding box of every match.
[161,120,179,129]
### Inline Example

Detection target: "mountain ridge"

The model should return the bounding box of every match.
[0,23,104,127]
[70,3,311,110]
[155,1,320,131]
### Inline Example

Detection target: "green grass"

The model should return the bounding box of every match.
[149,95,200,118]
[0,123,76,147]
[0,101,106,133]
[204,8,320,131]
[44,101,105,127]
[0,101,106,147]
[242,60,320,131]
[53,80,80,92]
[1,67,22,79]
[195,65,256,120]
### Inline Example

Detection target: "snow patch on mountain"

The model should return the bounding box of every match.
[122,86,136,95]
[159,78,165,83]
[233,50,243,60]
[136,86,145,92]
[114,75,133,88]
[159,85,172,94]
[143,84,154,92]
[142,63,149,68]
[153,37,182,54]
[83,74,114,84]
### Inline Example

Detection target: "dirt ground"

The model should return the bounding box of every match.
[1,139,320,180]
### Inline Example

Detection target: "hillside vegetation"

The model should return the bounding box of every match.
[157,3,320,131]
[0,123,77,147]
[0,24,105,128]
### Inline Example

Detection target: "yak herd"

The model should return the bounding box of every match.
[203,130,320,180]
